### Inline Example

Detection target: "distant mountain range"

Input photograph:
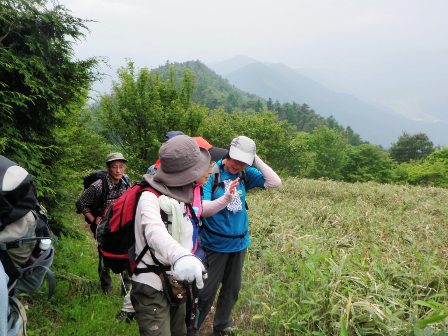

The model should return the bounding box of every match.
[209,55,447,148]
[153,60,362,143]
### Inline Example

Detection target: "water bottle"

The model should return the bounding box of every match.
[25,239,51,266]
[39,238,52,251]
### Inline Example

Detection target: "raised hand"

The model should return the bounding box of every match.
[226,177,240,197]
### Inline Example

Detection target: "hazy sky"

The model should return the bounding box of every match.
[59,0,448,122]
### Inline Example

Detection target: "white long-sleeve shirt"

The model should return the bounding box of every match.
[132,191,190,290]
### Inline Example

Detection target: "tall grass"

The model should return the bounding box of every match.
[237,178,448,335]
[25,178,448,335]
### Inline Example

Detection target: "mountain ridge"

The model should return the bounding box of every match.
[208,56,448,147]
[152,60,364,145]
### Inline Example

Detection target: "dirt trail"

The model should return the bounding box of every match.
[198,306,215,335]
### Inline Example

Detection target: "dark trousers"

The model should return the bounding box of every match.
[91,222,113,292]
[98,252,112,292]
[197,249,247,331]
[131,281,186,336]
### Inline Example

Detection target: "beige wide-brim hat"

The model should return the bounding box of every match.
[154,135,210,187]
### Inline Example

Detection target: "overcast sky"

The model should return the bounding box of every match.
[59,0,448,122]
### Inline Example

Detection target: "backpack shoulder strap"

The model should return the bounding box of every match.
[241,169,249,210]
[211,163,221,193]
[122,175,131,188]
[100,175,109,205]
[186,203,199,226]
[212,162,248,194]
[240,170,247,187]
[133,185,174,275]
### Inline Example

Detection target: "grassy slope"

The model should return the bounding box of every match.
[26,178,448,335]
[239,178,448,335]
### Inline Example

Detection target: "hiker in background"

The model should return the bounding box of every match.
[131,135,210,336]
[76,152,130,237]
[196,136,282,336]
[193,136,229,165]
[146,131,185,175]
[75,152,131,297]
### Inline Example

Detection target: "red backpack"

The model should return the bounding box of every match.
[96,182,165,274]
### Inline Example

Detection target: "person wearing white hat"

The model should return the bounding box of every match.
[196,136,282,335]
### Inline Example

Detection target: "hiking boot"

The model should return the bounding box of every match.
[101,286,112,294]
[116,310,136,323]
[213,327,236,336]
[99,264,112,292]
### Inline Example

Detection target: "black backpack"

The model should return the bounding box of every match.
[76,170,131,220]
[83,170,108,190]
[0,155,55,297]
[0,155,38,230]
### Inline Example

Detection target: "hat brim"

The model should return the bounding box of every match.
[209,147,228,162]
[154,148,211,187]
[228,146,254,166]
[143,174,194,204]
[106,158,127,163]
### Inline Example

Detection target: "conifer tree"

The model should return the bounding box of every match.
[0,0,97,194]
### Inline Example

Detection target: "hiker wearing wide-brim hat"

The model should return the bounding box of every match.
[196,135,282,335]
[131,135,211,336]
[143,134,239,333]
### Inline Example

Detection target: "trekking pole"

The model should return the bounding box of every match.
[188,280,199,336]
[119,273,128,296]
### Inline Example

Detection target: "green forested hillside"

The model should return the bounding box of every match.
[153,60,264,112]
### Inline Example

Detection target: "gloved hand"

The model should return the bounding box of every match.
[173,253,206,289]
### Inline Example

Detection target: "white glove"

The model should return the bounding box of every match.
[173,253,206,289]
